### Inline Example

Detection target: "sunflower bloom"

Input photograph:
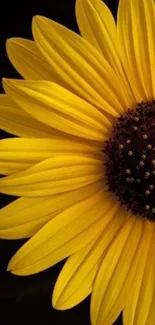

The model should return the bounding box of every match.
[0,0,155,324]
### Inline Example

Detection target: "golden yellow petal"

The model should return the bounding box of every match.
[0,137,103,175]
[0,180,104,239]
[0,94,56,138]
[91,216,146,325]
[6,38,63,82]
[53,239,100,310]
[32,15,128,115]
[52,206,126,310]
[117,0,155,101]
[3,79,111,141]
[0,155,104,196]
[7,191,117,275]
[123,221,155,325]
[0,161,32,176]
[76,0,135,108]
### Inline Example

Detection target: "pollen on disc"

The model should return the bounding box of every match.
[103,101,155,221]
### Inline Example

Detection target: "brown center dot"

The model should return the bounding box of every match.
[103,101,155,221]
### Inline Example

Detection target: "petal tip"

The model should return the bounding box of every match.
[7,262,12,272]
[2,78,24,92]
[1,78,9,93]
[52,299,66,311]
[2,77,8,85]
[6,37,24,48]
[52,289,74,311]
[6,38,11,49]
[51,291,64,310]
[51,296,57,309]
[2,78,15,89]
[6,37,17,46]
[7,255,19,274]
[6,38,16,56]
[32,15,38,29]
[32,15,43,25]
[7,262,21,276]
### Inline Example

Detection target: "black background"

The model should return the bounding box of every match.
[0,1,122,324]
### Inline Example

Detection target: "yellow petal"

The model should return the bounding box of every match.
[0,155,104,196]
[52,206,126,310]
[117,0,155,101]
[7,191,117,275]
[0,217,55,240]
[0,137,103,175]
[123,222,155,325]
[0,161,32,176]
[91,216,146,325]
[76,0,135,108]
[0,180,103,239]
[3,79,110,141]
[32,15,128,115]
[0,94,105,143]
[53,239,101,310]
[0,94,57,138]
[6,38,63,82]
[144,294,155,325]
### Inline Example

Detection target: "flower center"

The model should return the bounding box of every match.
[104,101,155,221]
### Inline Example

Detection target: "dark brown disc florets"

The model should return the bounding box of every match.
[104,101,155,221]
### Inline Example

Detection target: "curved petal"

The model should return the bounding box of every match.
[145,294,155,325]
[90,217,148,325]
[53,239,101,310]
[0,137,103,175]
[76,0,135,107]
[7,191,117,275]
[123,222,155,325]
[32,15,129,115]
[52,207,126,310]
[0,94,105,144]
[6,38,63,82]
[76,0,116,57]
[0,155,104,196]
[3,79,111,141]
[117,0,155,101]
[0,217,55,241]
[0,162,32,176]
[0,180,103,239]
[0,94,57,138]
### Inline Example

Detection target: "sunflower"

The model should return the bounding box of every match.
[0,0,155,324]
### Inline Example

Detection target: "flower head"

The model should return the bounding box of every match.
[0,1,155,324]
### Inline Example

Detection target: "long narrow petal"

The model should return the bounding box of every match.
[52,207,127,310]
[117,0,155,101]
[145,292,155,325]
[6,38,63,82]
[53,239,101,310]
[0,155,104,196]
[0,94,104,144]
[7,191,118,275]
[0,138,103,175]
[0,162,32,176]
[76,0,135,107]
[123,223,155,325]
[32,15,129,115]
[0,180,103,239]
[90,216,148,325]
[3,79,111,141]
[0,217,54,241]
[0,94,58,138]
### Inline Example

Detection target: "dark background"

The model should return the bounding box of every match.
[0,1,122,324]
